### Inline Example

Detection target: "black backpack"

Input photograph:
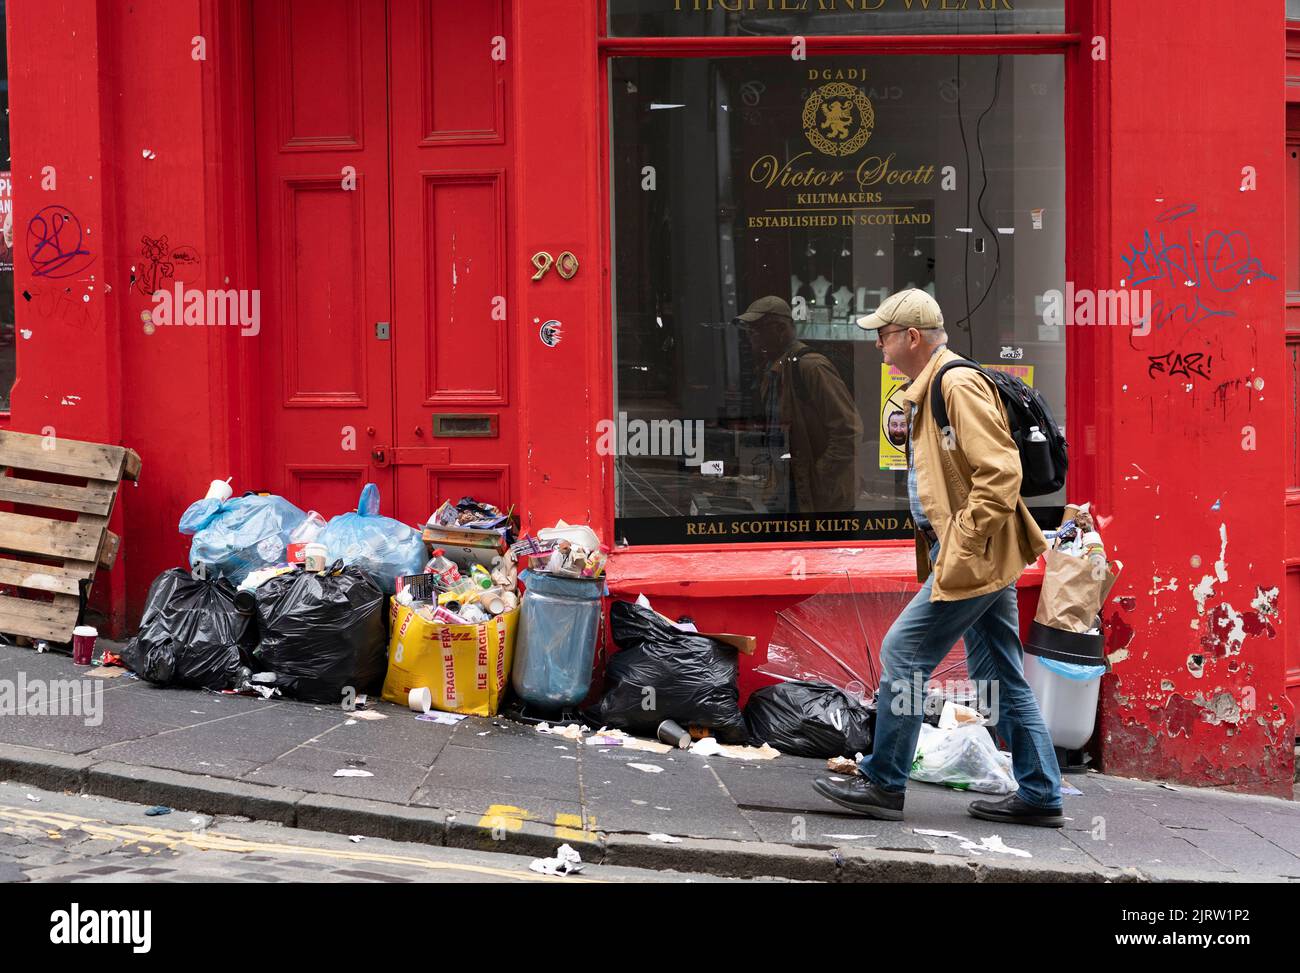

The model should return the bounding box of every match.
[929,358,1068,497]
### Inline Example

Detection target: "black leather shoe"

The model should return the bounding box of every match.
[811,776,905,820]
[968,794,1065,828]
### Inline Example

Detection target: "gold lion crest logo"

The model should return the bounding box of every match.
[802,81,874,157]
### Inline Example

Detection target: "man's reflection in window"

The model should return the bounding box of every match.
[736,296,863,514]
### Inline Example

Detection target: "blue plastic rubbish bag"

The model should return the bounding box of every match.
[1034,657,1108,681]
[179,494,308,584]
[317,484,426,594]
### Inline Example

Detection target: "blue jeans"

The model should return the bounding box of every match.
[860,541,1063,808]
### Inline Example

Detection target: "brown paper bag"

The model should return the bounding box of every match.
[1034,550,1122,634]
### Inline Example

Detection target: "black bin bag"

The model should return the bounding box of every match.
[588,601,748,744]
[252,565,386,703]
[744,681,874,759]
[120,569,255,690]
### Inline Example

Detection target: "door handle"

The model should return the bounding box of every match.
[372,447,388,467]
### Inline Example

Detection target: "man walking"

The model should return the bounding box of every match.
[811,289,1063,826]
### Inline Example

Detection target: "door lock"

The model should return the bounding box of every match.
[375,321,391,340]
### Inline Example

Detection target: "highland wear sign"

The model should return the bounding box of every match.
[609,0,1058,37]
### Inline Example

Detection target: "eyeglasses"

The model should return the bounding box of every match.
[875,326,910,341]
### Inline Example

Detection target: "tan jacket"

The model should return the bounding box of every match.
[904,347,1047,601]
[761,341,863,512]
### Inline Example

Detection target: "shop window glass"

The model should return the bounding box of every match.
[610,54,1065,544]
[608,0,1065,37]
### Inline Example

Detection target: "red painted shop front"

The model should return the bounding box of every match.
[4,1,1295,794]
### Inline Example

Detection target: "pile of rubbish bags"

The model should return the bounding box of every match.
[122,560,389,703]
[125,483,518,703]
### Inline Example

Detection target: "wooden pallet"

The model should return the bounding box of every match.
[0,431,141,643]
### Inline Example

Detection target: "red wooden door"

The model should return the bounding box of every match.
[388,0,516,521]
[252,0,396,518]
[254,0,517,525]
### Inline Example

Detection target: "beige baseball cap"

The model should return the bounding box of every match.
[856,288,943,339]
[735,295,793,323]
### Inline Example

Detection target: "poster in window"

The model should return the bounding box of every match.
[0,172,12,273]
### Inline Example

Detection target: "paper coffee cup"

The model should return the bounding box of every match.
[304,543,328,572]
[408,687,433,713]
[205,478,233,502]
[72,625,98,666]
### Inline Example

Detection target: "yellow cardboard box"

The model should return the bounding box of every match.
[382,599,518,717]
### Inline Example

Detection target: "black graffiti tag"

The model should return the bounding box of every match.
[1147,351,1213,381]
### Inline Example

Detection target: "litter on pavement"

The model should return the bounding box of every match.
[416,712,467,726]
[827,755,861,775]
[529,844,584,876]
[915,829,1032,858]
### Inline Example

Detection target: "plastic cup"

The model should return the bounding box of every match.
[408,687,433,713]
[205,478,233,502]
[657,719,691,749]
[72,626,98,666]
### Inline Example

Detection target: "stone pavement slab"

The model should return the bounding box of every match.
[581,746,758,841]
[245,745,430,804]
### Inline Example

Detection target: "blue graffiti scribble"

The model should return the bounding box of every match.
[1155,202,1198,223]
[26,204,94,279]
[1120,204,1274,330]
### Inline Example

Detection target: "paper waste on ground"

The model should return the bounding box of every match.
[529,843,584,876]
[689,737,780,760]
[914,828,1031,858]
[581,727,672,753]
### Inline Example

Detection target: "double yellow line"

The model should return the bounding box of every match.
[0,804,603,883]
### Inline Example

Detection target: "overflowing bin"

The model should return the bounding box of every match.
[511,569,604,710]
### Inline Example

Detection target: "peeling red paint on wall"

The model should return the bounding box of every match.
[1101,680,1293,797]
[1163,693,1201,739]
[1105,609,1135,656]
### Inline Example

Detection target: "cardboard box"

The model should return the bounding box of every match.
[421,522,508,570]
[649,608,755,656]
